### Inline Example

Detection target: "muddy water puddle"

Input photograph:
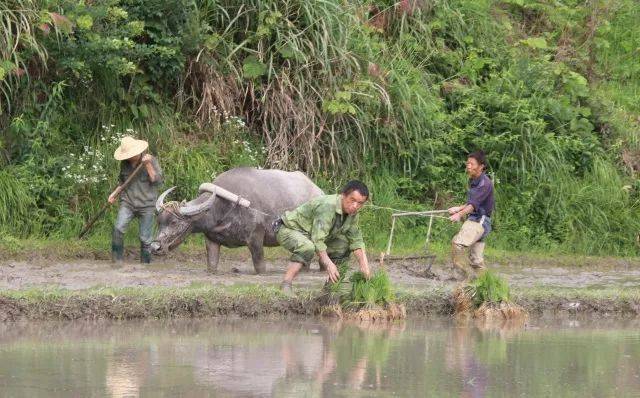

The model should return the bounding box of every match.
[1,317,639,397]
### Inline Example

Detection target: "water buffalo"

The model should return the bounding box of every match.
[150,167,323,273]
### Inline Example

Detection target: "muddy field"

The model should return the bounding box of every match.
[2,250,640,291]
[2,249,640,321]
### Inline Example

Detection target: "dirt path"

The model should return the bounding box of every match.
[2,252,640,291]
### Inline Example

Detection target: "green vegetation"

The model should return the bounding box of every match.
[1,282,638,321]
[328,263,396,308]
[2,0,640,256]
[465,270,511,307]
[349,270,395,307]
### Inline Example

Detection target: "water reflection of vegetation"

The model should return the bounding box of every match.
[332,323,399,381]
[1,319,640,396]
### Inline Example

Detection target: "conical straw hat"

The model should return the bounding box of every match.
[113,136,148,160]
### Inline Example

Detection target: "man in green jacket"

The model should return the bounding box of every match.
[275,180,371,295]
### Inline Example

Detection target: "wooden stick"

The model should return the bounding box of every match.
[379,252,386,270]
[391,209,450,217]
[78,162,146,239]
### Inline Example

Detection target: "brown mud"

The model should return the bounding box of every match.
[1,250,640,321]
[3,251,640,290]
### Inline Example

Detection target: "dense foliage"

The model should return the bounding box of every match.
[1,0,639,255]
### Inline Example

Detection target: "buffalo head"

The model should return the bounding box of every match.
[150,186,217,255]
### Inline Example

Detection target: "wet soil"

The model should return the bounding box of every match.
[2,250,640,291]
[2,250,640,321]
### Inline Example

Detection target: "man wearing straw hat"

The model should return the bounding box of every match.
[109,136,163,264]
[448,150,494,280]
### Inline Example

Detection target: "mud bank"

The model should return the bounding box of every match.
[2,250,640,321]
[1,285,639,322]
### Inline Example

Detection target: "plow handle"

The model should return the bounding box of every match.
[78,162,145,239]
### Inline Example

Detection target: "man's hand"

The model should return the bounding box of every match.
[142,154,158,182]
[449,212,463,223]
[448,206,463,215]
[108,191,118,204]
[326,261,340,283]
[362,267,371,279]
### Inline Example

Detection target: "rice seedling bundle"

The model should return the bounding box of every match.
[321,264,405,321]
[453,270,528,322]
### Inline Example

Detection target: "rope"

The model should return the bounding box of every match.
[251,203,450,220]
[365,204,451,220]
[163,198,449,220]
[161,201,183,216]
[364,204,409,213]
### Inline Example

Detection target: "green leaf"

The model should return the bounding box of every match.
[242,56,267,79]
[335,91,351,101]
[593,37,610,50]
[139,104,149,117]
[0,61,16,81]
[76,15,93,30]
[278,44,295,59]
[204,34,221,51]
[520,37,548,49]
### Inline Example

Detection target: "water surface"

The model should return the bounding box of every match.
[1,317,639,397]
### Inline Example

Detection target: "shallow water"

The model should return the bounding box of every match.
[0,317,639,397]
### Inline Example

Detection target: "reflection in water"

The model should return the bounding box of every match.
[105,349,144,398]
[445,322,490,398]
[0,317,639,397]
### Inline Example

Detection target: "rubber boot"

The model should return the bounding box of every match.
[469,242,486,279]
[111,243,124,265]
[141,243,152,264]
[112,229,125,265]
[451,243,469,281]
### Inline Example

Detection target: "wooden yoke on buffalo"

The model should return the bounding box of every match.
[198,183,251,208]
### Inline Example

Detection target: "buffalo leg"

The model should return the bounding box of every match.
[248,229,266,274]
[205,237,220,273]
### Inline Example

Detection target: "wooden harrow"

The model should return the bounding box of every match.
[380,209,449,278]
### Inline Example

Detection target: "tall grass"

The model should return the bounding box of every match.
[0,0,639,258]
[0,167,34,236]
[595,0,640,114]
[0,0,50,114]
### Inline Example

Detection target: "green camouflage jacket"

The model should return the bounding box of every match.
[281,194,365,252]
